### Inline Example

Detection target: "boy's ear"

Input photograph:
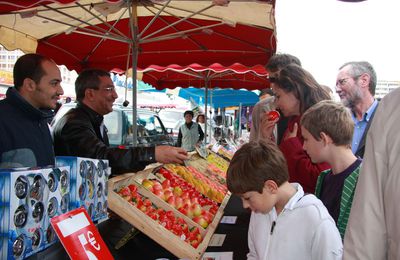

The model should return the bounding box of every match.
[264,180,278,194]
[320,131,333,145]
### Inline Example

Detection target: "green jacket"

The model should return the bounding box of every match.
[315,165,361,239]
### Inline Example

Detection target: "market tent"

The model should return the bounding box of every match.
[0,0,275,145]
[177,87,258,108]
[139,62,267,142]
[140,63,269,91]
[0,0,276,72]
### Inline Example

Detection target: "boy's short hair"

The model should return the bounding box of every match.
[226,141,288,194]
[301,100,354,146]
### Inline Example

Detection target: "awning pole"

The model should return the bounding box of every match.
[129,0,139,146]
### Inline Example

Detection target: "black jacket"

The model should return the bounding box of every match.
[53,102,156,175]
[354,102,379,158]
[0,87,55,168]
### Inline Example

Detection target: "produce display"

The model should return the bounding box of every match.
[116,184,204,248]
[108,153,231,259]
[163,164,227,203]
[184,154,227,186]
[215,147,234,161]
[140,167,218,228]
[206,152,229,176]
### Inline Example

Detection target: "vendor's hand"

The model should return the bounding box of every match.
[155,146,188,164]
[284,123,298,140]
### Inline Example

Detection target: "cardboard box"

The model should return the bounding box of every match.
[0,166,70,260]
[56,157,110,222]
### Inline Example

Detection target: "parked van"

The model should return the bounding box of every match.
[51,103,174,147]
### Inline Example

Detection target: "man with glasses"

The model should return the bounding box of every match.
[53,68,188,175]
[336,61,378,158]
[0,53,64,168]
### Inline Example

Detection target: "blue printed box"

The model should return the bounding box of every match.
[55,156,110,223]
[0,166,70,260]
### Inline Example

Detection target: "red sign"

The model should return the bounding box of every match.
[51,207,113,260]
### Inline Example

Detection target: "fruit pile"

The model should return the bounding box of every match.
[164,164,227,203]
[207,163,227,179]
[215,146,234,161]
[117,184,204,248]
[141,167,218,228]
[206,153,229,175]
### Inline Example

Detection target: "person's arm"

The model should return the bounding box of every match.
[54,116,153,173]
[311,219,343,260]
[343,97,391,260]
[198,124,204,142]
[279,121,330,193]
[176,127,183,147]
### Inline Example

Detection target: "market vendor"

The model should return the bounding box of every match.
[53,68,188,175]
[176,110,204,152]
[0,54,63,168]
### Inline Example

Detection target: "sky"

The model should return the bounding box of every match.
[275,0,400,89]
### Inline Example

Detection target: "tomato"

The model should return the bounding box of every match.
[267,110,280,121]
[190,239,200,249]
[172,223,183,236]
[127,184,137,194]
[159,168,173,179]
[118,187,131,197]
[143,198,152,207]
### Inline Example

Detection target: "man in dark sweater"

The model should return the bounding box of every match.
[0,54,63,168]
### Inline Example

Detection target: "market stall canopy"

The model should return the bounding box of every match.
[178,87,259,108]
[139,63,269,91]
[0,0,275,146]
[0,0,276,72]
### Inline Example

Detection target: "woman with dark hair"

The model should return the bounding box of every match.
[270,64,332,193]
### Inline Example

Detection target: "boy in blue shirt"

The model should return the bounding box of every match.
[301,100,361,239]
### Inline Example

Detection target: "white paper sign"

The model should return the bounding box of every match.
[220,216,237,224]
[208,234,226,247]
[202,251,233,260]
[211,143,221,153]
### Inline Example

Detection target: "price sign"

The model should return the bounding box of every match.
[51,207,113,260]
[211,143,221,153]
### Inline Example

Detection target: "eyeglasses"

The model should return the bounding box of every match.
[336,75,362,87]
[103,86,116,92]
[336,78,351,87]
[93,86,116,92]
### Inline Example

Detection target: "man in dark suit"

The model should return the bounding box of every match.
[336,61,379,158]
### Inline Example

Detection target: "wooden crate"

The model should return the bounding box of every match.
[108,166,231,260]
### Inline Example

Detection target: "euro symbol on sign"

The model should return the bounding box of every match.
[87,231,100,251]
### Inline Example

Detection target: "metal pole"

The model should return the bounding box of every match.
[209,89,213,144]
[238,103,242,138]
[204,79,208,145]
[129,1,138,146]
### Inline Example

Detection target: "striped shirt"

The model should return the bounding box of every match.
[315,159,362,239]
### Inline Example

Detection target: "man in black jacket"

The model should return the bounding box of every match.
[53,69,188,175]
[0,54,63,168]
